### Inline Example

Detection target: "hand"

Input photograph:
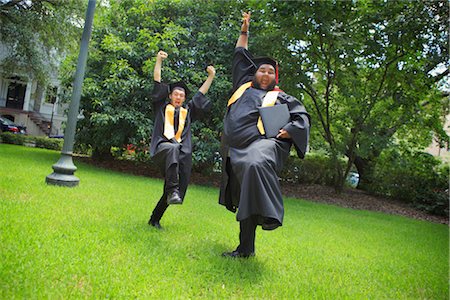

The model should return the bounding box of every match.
[157,50,168,60]
[241,11,250,32]
[206,65,216,76]
[276,129,291,139]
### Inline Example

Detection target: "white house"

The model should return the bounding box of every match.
[0,75,67,136]
[0,43,68,137]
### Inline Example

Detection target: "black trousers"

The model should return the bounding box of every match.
[153,143,182,194]
[150,142,191,222]
[236,215,258,254]
[149,166,176,222]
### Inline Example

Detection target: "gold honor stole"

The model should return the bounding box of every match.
[227,81,280,135]
[163,104,188,142]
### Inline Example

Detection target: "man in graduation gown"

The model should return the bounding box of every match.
[148,50,216,229]
[220,12,310,257]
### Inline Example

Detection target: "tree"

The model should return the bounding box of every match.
[69,0,240,160]
[0,0,85,83]
[65,0,448,191]
[258,0,449,191]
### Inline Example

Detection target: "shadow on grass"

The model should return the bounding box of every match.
[121,219,267,286]
[197,240,267,288]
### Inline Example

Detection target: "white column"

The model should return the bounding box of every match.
[22,80,32,111]
[0,78,5,107]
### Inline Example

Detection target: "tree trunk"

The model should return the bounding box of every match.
[354,155,373,191]
[331,153,344,193]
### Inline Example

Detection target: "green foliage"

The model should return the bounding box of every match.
[73,142,93,156]
[63,0,237,157]
[0,132,28,145]
[34,137,63,151]
[259,0,449,190]
[59,0,448,194]
[191,125,221,174]
[0,132,63,151]
[369,148,449,216]
[281,153,341,186]
[0,0,85,83]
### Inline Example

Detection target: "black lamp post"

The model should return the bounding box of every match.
[46,0,96,187]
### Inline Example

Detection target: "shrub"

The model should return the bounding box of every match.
[368,149,449,216]
[191,127,221,175]
[0,133,64,151]
[34,136,64,151]
[128,141,151,163]
[0,132,28,145]
[73,142,93,156]
[281,153,342,185]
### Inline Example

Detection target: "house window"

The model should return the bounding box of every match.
[45,86,58,104]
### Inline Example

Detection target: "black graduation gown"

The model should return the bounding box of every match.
[219,47,310,228]
[150,81,211,199]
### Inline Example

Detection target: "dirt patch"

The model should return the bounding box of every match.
[75,156,448,225]
[281,182,448,225]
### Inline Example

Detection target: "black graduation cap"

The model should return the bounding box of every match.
[169,81,190,97]
[252,56,279,84]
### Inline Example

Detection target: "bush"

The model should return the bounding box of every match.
[34,136,64,151]
[0,133,64,151]
[0,132,28,145]
[280,153,342,185]
[368,149,449,216]
[73,142,93,156]
[191,127,221,175]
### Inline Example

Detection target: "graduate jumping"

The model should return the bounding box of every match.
[219,12,311,258]
[148,50,216,229]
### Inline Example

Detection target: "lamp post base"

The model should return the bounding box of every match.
[46,173,80,187]
[45,153,79,187]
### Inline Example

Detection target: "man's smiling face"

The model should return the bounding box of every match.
[169,88,186,108]
[254,64,276,91]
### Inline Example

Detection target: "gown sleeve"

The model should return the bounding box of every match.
[232,47,256,92]
[151,81,169,105]
[187,91,211,122]
[278,92,311,158]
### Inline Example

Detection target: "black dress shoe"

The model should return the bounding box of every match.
[221,250,255,258]
[148,219,162,229]
[166,191,182,205]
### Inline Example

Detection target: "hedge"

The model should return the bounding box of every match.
[0,132,63,151]
[368,149,449,216]
[34,136,64,151]
[0,132,28,145]
[280,152,345,186]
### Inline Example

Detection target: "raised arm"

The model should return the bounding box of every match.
[235,12,250,49]
[153,50,168,82]
[198,66,216,95]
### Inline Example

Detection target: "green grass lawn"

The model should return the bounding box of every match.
[0,144,448,299]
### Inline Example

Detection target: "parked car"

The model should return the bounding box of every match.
[0,117,27,134]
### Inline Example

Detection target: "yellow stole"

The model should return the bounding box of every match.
[227,82,280,135]
[164,104,188,142]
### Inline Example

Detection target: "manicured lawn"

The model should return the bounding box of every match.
[0,144,448,299]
